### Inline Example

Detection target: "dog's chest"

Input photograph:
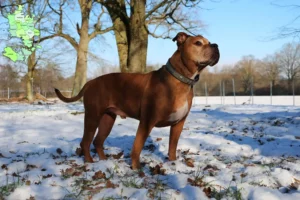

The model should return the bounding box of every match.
[167,100,189,122]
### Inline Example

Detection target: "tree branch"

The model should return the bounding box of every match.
[145,0,169,20]
[0,0,28,9]
[89,26,114,40]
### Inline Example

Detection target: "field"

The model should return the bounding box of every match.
[0,102,300,200]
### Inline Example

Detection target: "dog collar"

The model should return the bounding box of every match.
[165,59,199,86]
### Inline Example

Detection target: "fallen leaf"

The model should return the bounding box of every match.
[203,187,212,198]
[75,148,82,156]
[56,148,63,155]
[42,174,52,179]
[203,164,219,171]
[187,177,206,187]
[182,149,190,155]
[185,158,194,168]
[25,180,31,186]
[73,171,82,176]
[61,168,75,177]
[139,171,145,178]
[92,170,106,180]
[150,164,166,175]
[106,180,117,188]
[26,195,35,200]
[290,178,300,189]
[112,152,123,159]
[1,164,8,170]
[17,141,28,144]
[84,186,103,195]
[12,172,21,177]
[26,164,37,170]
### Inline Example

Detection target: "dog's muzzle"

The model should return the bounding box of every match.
[209,44,220,66]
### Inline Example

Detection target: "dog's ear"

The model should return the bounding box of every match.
[172,32,190,47]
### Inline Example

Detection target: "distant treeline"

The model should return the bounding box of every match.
[1,41,300,97]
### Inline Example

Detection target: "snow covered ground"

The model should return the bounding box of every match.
[0,102,300,200]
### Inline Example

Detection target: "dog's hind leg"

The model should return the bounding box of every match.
[93,113,116,160]
[80,113,100,163]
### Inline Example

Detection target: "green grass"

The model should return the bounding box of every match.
[0,173,23,197]
[211,182,244,200]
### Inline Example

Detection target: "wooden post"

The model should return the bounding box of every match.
[232,78,236,105]
[220,81,222,104]
[270,82,272,105]
[223,81,226,105]
[292,80,295,106]
[205,82,208,105]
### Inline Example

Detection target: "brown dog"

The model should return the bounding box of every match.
[55,32,219,169]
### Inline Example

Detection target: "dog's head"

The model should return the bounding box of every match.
[172,32,220,71]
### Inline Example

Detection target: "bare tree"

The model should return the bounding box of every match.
[271,1,300,38]
[276,42,300,92]
[234,55,258,94]
[45,0,113,96]
[34,62,64,94]
[96,0,205,73]
[0,0,56,101]
[0,64,19,90]
[260,54,280,86]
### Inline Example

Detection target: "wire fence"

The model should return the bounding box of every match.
[1,78,299,106]
[0,88,72,99]
[194,78,299,106]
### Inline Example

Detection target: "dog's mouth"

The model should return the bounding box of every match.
[196,47,220,70]
[196,61,210,71]
[209,51,220,67]
[209,48,220,67]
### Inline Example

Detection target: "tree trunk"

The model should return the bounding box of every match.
[106,0,148,73]
[72,0,91,96]
[127,0,148,73]
[112,18,129,72]
[105,1,129,72]
[26,51,36,102]
[72,37,88,96]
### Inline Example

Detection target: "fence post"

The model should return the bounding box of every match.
[293,80,295,106]
[223,81,226,105]
[205,82,208,105]
[220,81,222,104]
[7,87,9,99]
[251,77,254,105]
[232,78,236,105]
[270,82,272,105]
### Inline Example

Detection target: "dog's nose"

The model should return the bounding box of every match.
[210,43,218,48]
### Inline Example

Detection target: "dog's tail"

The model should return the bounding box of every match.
[54,81,91,103]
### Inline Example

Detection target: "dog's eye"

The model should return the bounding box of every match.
[195,41,202,46]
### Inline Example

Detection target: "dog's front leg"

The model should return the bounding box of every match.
[168,117,187,161]
[131,121,154,170]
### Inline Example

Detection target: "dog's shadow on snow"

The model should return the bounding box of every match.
[70,134,168,166]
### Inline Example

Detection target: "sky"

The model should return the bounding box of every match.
[1,0,300,75]
[146,0,300,67]
[100,0,300,68]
